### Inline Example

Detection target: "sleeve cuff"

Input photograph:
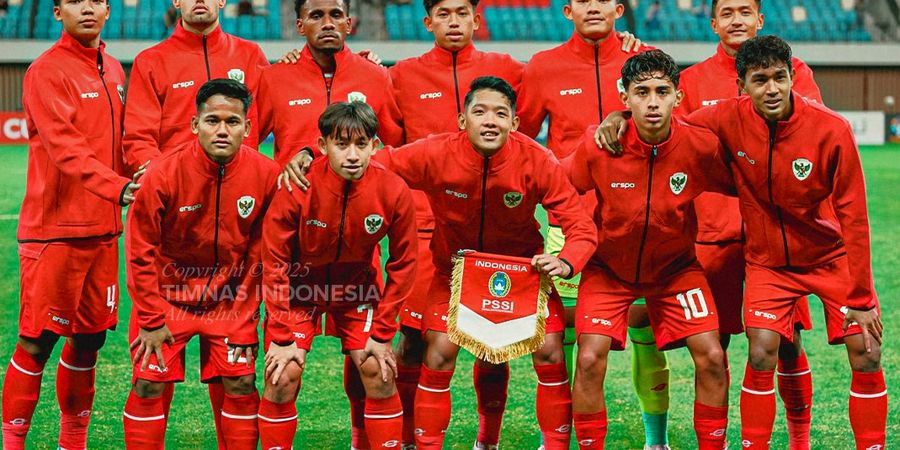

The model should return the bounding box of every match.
[118,182,132,206]
[559,258,576,280]
[299,147,315,160]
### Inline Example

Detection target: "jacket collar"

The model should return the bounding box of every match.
[310,156,370,197]
[170,21,226,52]
[298,44,353,70]
[454,130,515,171]
[57,31,106,64]
[189,140,246,179]
[422,42,478,66]
[712,43,738,76]
[564,31,624,63]
[622,116,680,159]
[740,91,808,139]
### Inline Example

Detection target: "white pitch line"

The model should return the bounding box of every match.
[0,214,19,221]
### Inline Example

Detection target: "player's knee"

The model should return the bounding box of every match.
[748,344,778,371]
[424,348,456,371]
[264,366,302,403]
[847,340,881,372]
[222,375,257,395]
[18,332,59,359]
[133,379,166,398]
[532,338,564,365]
[71,331,107,353]
[576,348,607,377]
[694,346,727,378]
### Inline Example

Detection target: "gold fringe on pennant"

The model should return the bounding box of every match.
[448,255,553,364]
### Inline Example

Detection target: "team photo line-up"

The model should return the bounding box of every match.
[1,0,886,448]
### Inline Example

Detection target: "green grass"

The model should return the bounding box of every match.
[0,144,897,449]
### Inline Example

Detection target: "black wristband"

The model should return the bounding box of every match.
[559,258,575,280]
[118,182,132,206]
[299,147,315,159]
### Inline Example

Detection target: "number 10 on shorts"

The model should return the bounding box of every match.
[676,288,709,320]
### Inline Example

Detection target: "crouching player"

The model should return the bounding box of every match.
[565,51,731,449]
[124,79,279,448]
[260,102,418,450]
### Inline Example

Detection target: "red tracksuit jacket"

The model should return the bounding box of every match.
[124,22,269,172]
[262,158,418,346]
[687,94,876,310]
[678,43,822,244]
[256,45,404,165]
[566,120,734,284]
[126,142,279,343]
[375,131,597,277]
[390,43,524,232]
[18,33,130,242]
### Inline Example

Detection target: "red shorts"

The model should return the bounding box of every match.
[744,256,873,345]
[128,302,258,384]
[18,237,119,338]
[422,272,566,335]
[576,264,720,351]
[399,231,434,331]
[266,302,377,353]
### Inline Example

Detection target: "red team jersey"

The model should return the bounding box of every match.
[262,158,418,347]
[123,23,269,172]
[126,142,279,341]
[256,46,404,165]
[19,33,130,242]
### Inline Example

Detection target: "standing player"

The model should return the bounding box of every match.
[122,0,269,442]
[387,0,524,447]
[566,50,731,450]
[677,2,822,445]
[516,1,665,447]
[1,1,137,449]
[598,35,887,450]
[123,79,278,449]
[375,77,597,450]
[258,102,417,450]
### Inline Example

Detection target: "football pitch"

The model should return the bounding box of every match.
[0,143,896,449]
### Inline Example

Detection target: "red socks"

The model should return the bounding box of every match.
[535,362,572,450]
[396,364,420,446]
[1,345,47,450]
[207,382,226,449]
[573,410,607,449]
[849,370,887,449]
[414,365,453,449]
[473,363,509,446]
[694,402,728,450]
[740,364,776,449]
[220,392,260,450]
[364,394,404,450]
[344,356,370,449]
[56,343,97,450]
[258,397,298,450]
[777,352,813,449]
[123,391,166,449]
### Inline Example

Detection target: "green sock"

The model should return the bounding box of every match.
[629,325,670,446]
[563,325,577,383]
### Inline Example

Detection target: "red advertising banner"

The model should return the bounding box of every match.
[0,112,28,144]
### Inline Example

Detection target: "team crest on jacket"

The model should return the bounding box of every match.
[489,271,511,298]
[116,85,125,104]
[237,196,255,219]
[227,68,245,84]
[503,192,523,208]
[348,91,367,104]
[792,158,813,180]
[669,172,687,195]
[364,214,383,234]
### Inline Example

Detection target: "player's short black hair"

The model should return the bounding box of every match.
[711,0,761,14]
[296,0,350,19]
[424,0,479,15]
[318,102,379,142]
[620,49,681,90]
[195,79,252,114]
[735,35,793,79]
[463,76,517,113]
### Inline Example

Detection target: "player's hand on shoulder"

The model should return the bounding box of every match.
[277,147,314,192]
[595,111,629,155]
[844,307,883,353]
[618,31,644,53]
[358,49,383,66]
[277,48,301,64]
[130,325,175,371]
[531,253,572,279]
[264,342,306,385]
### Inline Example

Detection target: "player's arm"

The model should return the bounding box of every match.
[240,48,271,150]
[830,127,881,348]
[515,62,549,139]
[562,128,601,195]
[24,70,135,205]
[125,167,175,370]
[701,136,737,196]
[254,68,277,149]
[123,57,164,174]
[372,139,432,190]
[793,61,824,104]
[538,153,599,278]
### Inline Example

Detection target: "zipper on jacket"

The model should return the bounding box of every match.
[767,122,791,267]
[97,51,118,231]
[202,34,211,80]
[477,156,490,250]
[321,62,337,105]
[593,43,603,123]
[452,51,461,114]
[634,145,657,284]
[199,164,225,308]
[326,181,352,304]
